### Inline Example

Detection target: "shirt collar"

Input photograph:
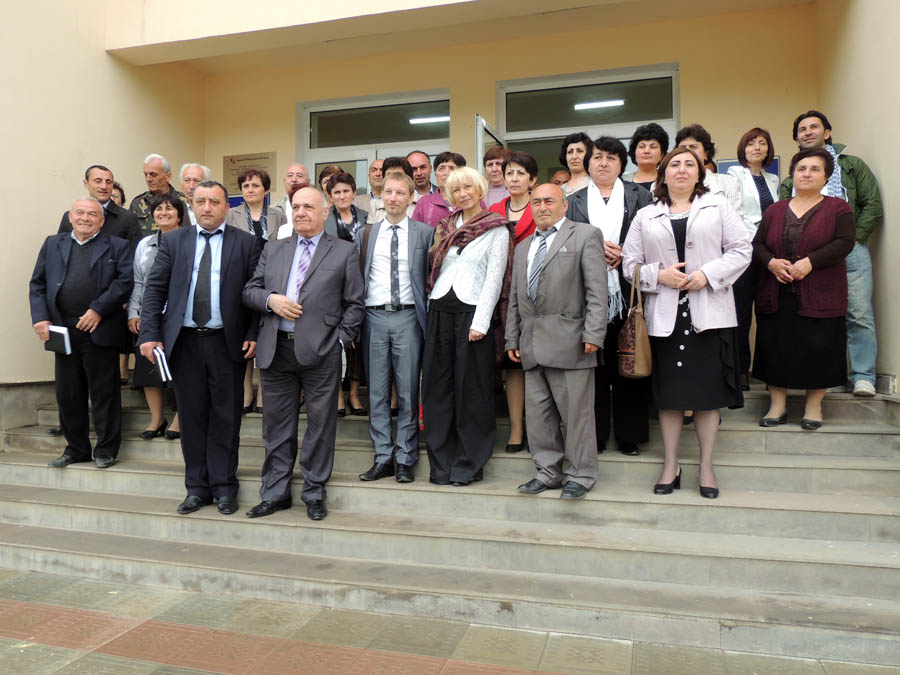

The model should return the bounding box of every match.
[70,230,101,246]
[196,222,226,236]
[298,230,324,247]
[382,216,409,231]
[536,217,566,235]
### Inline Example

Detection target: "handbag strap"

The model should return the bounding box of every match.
[629,263,644,313]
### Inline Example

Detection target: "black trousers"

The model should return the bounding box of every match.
[170,330,246,499]
[56,328,121,461]
[732,264,757,375]
[595,316,650,446]
[422,309,496,483]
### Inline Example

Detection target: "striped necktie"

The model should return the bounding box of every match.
[527,226,556,303]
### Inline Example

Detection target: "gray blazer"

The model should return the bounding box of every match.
[224,203,287,241]
[505,218,608,371]
[242,232,365,369]
[325,205,368,241]
[355,218,434,332]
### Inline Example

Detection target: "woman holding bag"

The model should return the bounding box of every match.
[623,147,751,499]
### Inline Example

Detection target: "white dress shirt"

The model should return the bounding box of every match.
[366,217,414,306]
[183,223,225,329]
[278,231,323,332]
[526,218,564,277]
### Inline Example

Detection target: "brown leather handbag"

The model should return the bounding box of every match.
[618,263,652,378]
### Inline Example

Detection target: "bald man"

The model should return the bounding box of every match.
[274,163,311,229]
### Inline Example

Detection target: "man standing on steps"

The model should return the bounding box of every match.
[243,186,364,521]
[30,198,133,469]
[138,181,262,516]
[130,153,191,236]
[356,173,433,483]
[273,163,310,231]
[505,184,607,500]
[179,163,211,226]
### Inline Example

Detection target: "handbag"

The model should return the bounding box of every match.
[618,263,652,378]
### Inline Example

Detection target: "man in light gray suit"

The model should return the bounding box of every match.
[242,187,365,520]
[505,184,607,499]
[355,173,433,483]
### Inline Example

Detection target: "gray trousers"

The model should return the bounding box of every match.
[362,308,422,466]
[258,335,340,503]
[525,365,599,490]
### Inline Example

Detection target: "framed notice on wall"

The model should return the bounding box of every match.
[222,152,277,195]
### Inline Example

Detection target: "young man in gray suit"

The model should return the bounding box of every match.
[356,173,433,483]
[242,187,365,521]
[505,184,608,499]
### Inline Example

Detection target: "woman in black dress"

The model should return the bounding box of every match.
[752,148,855,429]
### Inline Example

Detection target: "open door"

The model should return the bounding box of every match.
[475,113,505,165]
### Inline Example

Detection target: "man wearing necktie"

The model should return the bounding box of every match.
[242,186,365,521]
[505,184,608,500]
[138,181,262,516]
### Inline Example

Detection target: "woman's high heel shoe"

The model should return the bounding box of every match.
[653,466,681,495]
[242,394,256,415]
[698,477,720,499]
[140,419,167,440]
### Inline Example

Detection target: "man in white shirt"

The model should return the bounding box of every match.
[356,174,433,483]
[366,157,421,224]
[274,163,310,223]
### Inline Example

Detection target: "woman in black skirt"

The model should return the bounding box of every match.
[622,147,751,498]
[752,148,855,430]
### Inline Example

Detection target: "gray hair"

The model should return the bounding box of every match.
[72,196,104,211]
[143,153,171,173]
[180,163,211,181]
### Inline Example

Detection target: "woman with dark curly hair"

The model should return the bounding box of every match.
[624,123,669,190]
[559,132,592,196]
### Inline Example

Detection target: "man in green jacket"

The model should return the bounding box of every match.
[780,110,883,397]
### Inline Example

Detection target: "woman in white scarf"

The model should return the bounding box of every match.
[566,137,654,456]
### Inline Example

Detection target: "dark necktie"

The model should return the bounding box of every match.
[528,226,557,303]
[390,225,400,306]
[193,229,221,327]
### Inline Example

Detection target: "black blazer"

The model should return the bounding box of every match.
[566,180,654,298]
[137,224,262,363]
[58,202,142,253]
[29,232,133,349]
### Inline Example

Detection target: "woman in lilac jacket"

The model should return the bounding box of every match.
[622,147,751,499]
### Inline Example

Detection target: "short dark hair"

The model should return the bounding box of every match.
[112,182,126,202]
[558,132,593,167]
[406,150,430,161]
[317,165,343,187]
[433,152,466,169]
[326,171,357,194]
[483,146,509,165]
[502,151,539,180]
[149,191,186,225]
[675,124,716,162]
[194,180,228,200]
[585,137,628,176]
[792,109,833,141]
[382,156,414,180]
[627,123,669,165]
[84,164,113,181]
[788,147,834,179]
[736,127,775,168]
[653,147,709,206]
[237,168,271,192]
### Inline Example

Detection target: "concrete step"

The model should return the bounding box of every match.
[6,425,900,497]
[0,483,896,602]
[1,452,897,543]
[0,522,897,665]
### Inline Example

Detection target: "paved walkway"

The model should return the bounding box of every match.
[0,569,894,674]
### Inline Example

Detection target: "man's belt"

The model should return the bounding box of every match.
[182,327,223,336]
[277,330,295,340]
[366,304,415,311]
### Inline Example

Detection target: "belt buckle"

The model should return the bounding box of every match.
[385,304,397,312]
[286,332,295,340]
[196,327,210,336]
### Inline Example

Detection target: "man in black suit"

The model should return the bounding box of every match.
[57,165,141,252]
[138,181,261,516]
[29,198,133,469]
[243,186,365,521]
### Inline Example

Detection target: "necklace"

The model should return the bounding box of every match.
[507,199,528,213]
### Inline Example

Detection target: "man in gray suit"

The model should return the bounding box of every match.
[505,184,607,499]
[355,173,433,483]
[242,187,365,520]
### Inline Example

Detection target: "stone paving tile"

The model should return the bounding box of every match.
[725,650,826,674]
[369,615,469,658]
[152,594,247,630]
[0,570,25,585]
[440,660,538,674]
[0,572,80,602]
[171,629,283,675]
[0,601,71,640]
[0,636,22,649]
[220,599,321,638]
[41,579,135,612]
[450,625,548,670]
[100,585,189,619]
[348,648,447,674]
[632,642,727,675]
[26,607,138,650]
[51,652,160,674]
[246,639,364,674]
[539,633,633,675]
[821,663,900,674]
[0,642,82,674]
[289,608,390,648]
[97,620,213,663]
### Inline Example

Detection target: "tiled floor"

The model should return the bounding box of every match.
[0,570,894,675]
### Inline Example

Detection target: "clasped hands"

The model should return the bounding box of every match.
[658,262,708,291]
[768,257,811,284]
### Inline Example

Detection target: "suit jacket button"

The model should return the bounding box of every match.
[686,241,693,247]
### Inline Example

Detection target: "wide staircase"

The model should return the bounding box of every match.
[0,386,898,666]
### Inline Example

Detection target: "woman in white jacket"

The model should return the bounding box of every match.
[727,128,780,387]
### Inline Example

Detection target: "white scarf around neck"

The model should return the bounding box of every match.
[587,178,626,321]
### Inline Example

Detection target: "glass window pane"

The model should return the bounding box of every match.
[506,78,673,133]
[311,101,450,149]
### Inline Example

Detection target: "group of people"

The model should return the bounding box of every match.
[29,107,882,520]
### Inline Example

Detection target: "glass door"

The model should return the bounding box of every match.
[475,113,505,166]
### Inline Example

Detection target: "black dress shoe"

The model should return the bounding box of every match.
[245,499,292,518]
[306,500,327,520]
[653,466,681,495]
[140,419,168,440]
[242,395,256,415]
[759,412,788,427]
[699,484,720,499]
[348,404,368,416]
[94,456,117,469]
[47,426,63,436]
[517,478,548,494]
[47,454,87,468]
[216,496,239,514]
[429,477,450,485]
[359,461,394,481]
[395,464,414,483]
[255,405,263,415]
[800,418,823,430]
[177,495,213,514]
[560,481,588,499]
[505,443,523,453]
[618,442,640,456]
[164,430,181,440]
[337,407,347,418]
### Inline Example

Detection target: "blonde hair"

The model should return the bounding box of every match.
[444,166,489,206]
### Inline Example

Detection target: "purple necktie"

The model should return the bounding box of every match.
[295,239,312,294]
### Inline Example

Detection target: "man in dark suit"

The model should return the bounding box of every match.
[29,198,133,469]
[138,181,261,516]
[355,173,432,483]
[243,186,365,521]
[57,165,142,251]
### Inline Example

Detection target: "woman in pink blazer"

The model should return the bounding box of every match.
[622,147,751,499]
